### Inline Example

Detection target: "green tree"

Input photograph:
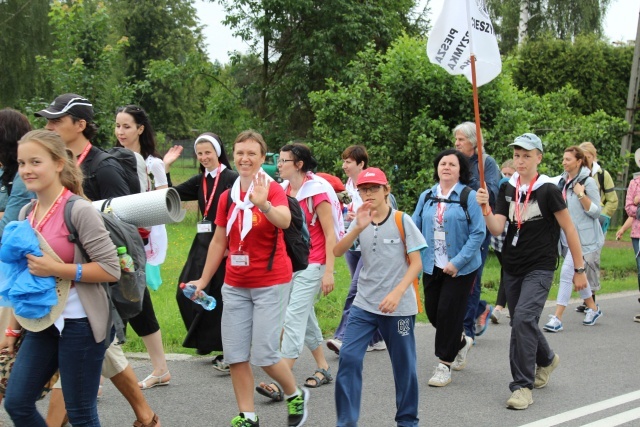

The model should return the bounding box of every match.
[0,0,51,107]
[309,36,627,210]
[217,0,426,145]
[487,0,612,54]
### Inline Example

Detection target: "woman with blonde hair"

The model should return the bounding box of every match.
[3,130,119,426]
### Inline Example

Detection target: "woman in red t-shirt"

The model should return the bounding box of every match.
[189,130,309,427]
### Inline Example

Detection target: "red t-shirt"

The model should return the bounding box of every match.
[215,181,292,287]
[302,193,331,264]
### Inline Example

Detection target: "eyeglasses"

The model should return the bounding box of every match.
[277,159,295,165]
[357,185,382,195]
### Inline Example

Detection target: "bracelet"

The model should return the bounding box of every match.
[75,263,83,282]
[259,201,272,214]
[4,328,21,338]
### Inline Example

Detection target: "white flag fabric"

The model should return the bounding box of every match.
[426,0,501,86]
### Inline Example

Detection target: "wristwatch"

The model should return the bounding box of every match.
[577,193,585,200]
[574,267,586,274]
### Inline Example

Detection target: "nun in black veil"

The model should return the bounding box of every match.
[164,132,238,367]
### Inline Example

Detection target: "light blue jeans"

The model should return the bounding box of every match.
[281,264,325,358]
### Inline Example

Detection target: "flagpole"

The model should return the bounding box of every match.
[465,0,488,215]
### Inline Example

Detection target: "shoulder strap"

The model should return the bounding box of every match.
[598,169,605,190]
[87,149,111,178]
[459,186,472,225]
[64,195,91,261]
[393,210,423,314]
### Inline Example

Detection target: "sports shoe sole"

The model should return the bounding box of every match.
[326,340,341,355]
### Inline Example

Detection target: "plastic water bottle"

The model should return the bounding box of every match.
[179,283,216,311]
[117,247,135,272]
[342,206,351,230]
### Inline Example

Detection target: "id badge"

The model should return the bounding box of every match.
[197,220,212,233]
[512,230,519,247]
[230,251,250,267]
[434,231,446,241]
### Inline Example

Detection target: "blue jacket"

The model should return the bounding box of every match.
[412,182,486,276]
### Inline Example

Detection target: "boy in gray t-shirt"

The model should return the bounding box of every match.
[333,167,426,427]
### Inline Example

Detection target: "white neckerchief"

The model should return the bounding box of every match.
[281,173,345,241]
[205,163,226,178]
[226,168,272,240]
[591,161,601,177]
[345,177,363,211]
[508,171,554,195]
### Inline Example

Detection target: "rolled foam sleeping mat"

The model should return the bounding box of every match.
[92,188,186,227]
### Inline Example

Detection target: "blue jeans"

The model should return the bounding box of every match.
[334,251,382,345]
[5,319,111,426]
[335,306,418,427]
[464,233,490,338]
[633,239,640,291]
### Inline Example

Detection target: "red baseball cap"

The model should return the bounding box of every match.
[357,167,388,186]
[316,172,345,192]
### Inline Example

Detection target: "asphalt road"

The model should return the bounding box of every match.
[1,291,639,426]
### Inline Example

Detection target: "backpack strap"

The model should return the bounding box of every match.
[63,195,91,262]
[421,187,471,225]
[598,169,605,192]
[394,211,423,314]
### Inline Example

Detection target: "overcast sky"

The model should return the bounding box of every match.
[196,0,639,64]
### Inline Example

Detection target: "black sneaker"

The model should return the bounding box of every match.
[287,387,309,426]
[575,304,587,313]
[231,413,259,427]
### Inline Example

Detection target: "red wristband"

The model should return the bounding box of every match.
[4,328,21,338]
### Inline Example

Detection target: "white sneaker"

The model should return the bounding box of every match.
[543,315,563,332]
[583,306,602,326]
[451,335,473,371]
[490,308,503,324]
[366,340,387,352]
[428,363,452,387]
[326,339,342,355]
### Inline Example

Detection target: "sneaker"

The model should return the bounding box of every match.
[475,305,493,336]
[231,413,259,427]
[428,363,452,387]
[212,355,230,373]
[506,388,533,410]
[451,335,473,371]
[366,340,387,352]
[287,387,309,427]
[575,304,587,313]
[490,308,503,324]
[534,354,560,389]
[543,315,563,332]
[583,306,602,326]
[326,339,342,355]
[634,314,640,323]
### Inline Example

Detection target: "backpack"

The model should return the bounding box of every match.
[89,147,142,195]
[64,195,147,320]
[227,191,310,272]
[416,186,472,225]
[394,211,423,314]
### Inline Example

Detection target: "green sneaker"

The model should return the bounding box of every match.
[287,387,309,426]
[231,413,259,427]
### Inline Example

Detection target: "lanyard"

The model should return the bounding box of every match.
[76,143,92,166]
[514,175,537,230]
[436,201,446,224]
[202,165,222,219]
[30,188,69,232]
[561,176,575,202]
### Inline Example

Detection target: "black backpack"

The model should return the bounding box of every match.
[89,147,141,195]
[64,195,147,320]
[416,186,472,224]
[227,192,310,272]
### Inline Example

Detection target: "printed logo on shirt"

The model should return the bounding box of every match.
[397,318,411,336]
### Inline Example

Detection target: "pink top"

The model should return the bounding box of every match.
[303,193,331,264]
[27,190,74,263]
[625,176,640,238]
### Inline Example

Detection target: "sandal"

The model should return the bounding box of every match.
[212,355,230,373]
[304,367,333,388]
[255,381,283,402]
[138,371,171,390]
[133,413,161,427]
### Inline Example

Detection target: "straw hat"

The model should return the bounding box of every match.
[635,148,640,168]
[15,230,71,332]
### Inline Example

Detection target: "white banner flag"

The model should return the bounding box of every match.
[426,0,501,86]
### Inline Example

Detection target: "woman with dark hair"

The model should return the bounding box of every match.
[412,149,485,387]
[163,133,238,367]
[256,143,344,400]
[114,105,171,390]
[0,108,35,237]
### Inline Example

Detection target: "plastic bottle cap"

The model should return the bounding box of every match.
[117,246,127,255]
[179,283,186,289]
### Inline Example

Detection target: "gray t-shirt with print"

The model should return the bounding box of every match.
[351,209,427,316]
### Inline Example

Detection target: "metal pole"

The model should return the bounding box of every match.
[620,10,640,187]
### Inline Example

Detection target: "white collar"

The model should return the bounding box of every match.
[205,164,226,178]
